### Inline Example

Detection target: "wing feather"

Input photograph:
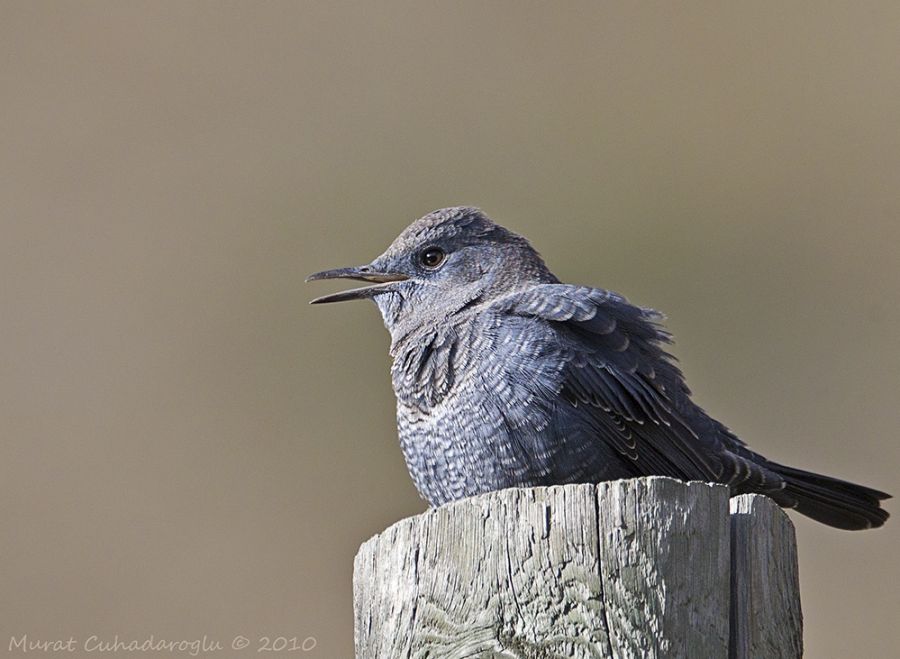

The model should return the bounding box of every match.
[493,284,727,481]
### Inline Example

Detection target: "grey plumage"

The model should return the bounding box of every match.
[308,206,890,530]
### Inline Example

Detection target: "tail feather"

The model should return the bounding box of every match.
[770,463,890,531]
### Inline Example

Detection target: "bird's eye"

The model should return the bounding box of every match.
[419,247,446,269]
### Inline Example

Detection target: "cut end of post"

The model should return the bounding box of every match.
[352,477,802,659]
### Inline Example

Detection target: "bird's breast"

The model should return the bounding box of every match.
[389,313,577,505]
[390,317,490,409]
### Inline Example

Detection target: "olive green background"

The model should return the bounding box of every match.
[2,2,898,657]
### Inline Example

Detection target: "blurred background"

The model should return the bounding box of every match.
[2,2,898,657]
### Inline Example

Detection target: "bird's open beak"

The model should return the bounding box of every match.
[306,266,409,304]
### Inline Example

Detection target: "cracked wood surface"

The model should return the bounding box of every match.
[729,494,803,659]
[353,477,801,659]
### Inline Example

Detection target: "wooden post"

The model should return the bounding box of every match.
[353,477,802,659]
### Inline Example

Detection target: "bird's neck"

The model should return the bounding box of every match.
[389,320,464,409]
[382,286,485,358]
[388,312,462,361]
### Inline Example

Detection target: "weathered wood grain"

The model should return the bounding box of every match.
[729,494,803,659]
[595,478,730,658]
[353,477,802,659]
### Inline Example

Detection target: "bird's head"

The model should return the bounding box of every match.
[307,206,556,340]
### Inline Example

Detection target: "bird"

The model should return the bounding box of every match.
[307,206,890,530]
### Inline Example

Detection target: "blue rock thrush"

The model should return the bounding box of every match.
[308,207,889,529]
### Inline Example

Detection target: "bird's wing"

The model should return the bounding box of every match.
[490,284,733,483]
